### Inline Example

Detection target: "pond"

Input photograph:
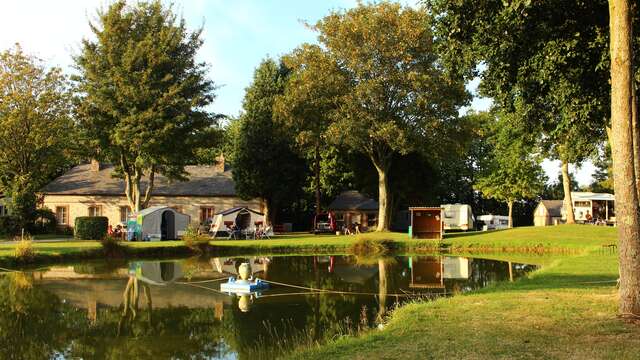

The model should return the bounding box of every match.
[0,255,536,359]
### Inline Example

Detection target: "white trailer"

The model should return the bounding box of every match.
[441,204,474,231]
[477,215,509,231]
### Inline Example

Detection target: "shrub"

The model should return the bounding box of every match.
[348,235,395,256]
[0,215,20,237]
[31,208,58,234]
[182,223,210,253]
[100,235,125,257]
[74,216,108,240]
[14,235,35,262]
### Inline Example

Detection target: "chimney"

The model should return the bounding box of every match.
[215,153,225,172]
[90,159,102,172]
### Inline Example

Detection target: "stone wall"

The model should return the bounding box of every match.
[42,194,264,227]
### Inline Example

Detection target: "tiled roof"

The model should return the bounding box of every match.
[328,190,379,211]
[540,200,564,217]
[41,163,236,197]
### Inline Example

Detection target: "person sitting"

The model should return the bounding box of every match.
[114,225,123,239]
[585,211,593,224]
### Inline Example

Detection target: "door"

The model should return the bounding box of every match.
[161,211,175,240]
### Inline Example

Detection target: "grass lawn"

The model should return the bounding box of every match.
[287,225,640,359]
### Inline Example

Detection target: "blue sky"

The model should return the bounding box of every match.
[0,0,594,185]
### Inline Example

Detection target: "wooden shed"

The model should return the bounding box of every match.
[409,207,443,240]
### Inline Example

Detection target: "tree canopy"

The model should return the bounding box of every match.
[74,0,217,212]
[232,58,307,225]
[280,3,468,230]
[475,112,546,227]
[0,45,75,225]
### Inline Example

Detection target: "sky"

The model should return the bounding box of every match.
[0,0,595,186]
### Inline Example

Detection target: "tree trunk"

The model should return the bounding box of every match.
[561,161,576,224]
[314,143,321,215]
[609,0,640,318]
[141,167,156,209]
[507,200,514,228]
[373,159,391,232]
[263,198,275,226]
[632,81,640,201]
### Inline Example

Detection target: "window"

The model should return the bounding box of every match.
[88,205,102,217]
[55,206,69,225]
[119,206,131,223]
[444,211,454,219]
[200,207,215,223]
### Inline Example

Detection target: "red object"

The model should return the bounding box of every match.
[107,225,114,236]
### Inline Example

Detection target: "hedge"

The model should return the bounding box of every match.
[74,216,108,240]
[0,216,20,237]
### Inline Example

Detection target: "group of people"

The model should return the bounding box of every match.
[107,224,126,239]
[342,222,362,235]
[584,210,608,226]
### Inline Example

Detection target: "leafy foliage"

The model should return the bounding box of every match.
[475,112,546,225]
[0,45,75,226]
[232,58,307,224]
[74,0,218,211]
[277,3,469,230]
[74,216,108,240]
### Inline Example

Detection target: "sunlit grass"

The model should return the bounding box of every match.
[286,226,640,360]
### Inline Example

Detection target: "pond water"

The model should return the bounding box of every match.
[0,255,536,359]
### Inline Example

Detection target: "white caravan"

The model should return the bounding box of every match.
[441,204,474,231]
[477,215,509,231]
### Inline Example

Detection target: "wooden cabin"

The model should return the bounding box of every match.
[328,190,379,230]
[533,200,564,226]
[409,207,443,240]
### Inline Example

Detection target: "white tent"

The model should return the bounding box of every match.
[132,206,190,241]
[210,207,266,238]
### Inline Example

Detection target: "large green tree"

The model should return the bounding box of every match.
[233,58,306,225]
[0,45,75,226]
[286,3,468,231]
[475,112,546,228]
[426,0,624,223]
[275,44,348,215]
[74,0,217,212]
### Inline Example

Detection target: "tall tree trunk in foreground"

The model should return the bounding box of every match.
[561,161,576,224]
[632,82,640,201]
[373,158,391,232]
[610,0,640,318]
[507,200,514,228]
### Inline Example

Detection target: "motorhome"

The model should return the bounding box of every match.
[477,215,509,231]
[441,204,474,231]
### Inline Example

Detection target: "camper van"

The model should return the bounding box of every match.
[441,204,474,231]
[477,215,509,231]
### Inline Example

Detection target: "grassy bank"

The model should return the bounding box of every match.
[0,225,617,266]
[288,225,640,359]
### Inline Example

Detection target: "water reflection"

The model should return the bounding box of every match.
[0,255,536,359]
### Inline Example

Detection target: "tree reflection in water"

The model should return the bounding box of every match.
[0,255,536,359]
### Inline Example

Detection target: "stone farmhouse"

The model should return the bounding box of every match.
[40,159,263,228]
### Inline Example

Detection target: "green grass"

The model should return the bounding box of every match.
[287,225,640,360]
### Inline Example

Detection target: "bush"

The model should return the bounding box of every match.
[14,235,35,262]
[100,235,125,257]
[0,215,20,237]
[31,208,57,234]
[74,216,108,240]
[182,223,210,253]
